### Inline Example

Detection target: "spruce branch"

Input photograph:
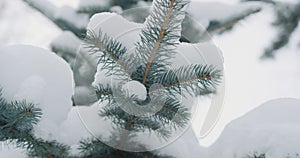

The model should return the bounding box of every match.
[99,94,190,139]
[95,84,114,103]
[0,101,41,130]
[150,97,190,130]
[151,64,221,97]
[133,0,188,85]
[79,136,173,158]
[100,105,171,139]
[0,93,42,140]
[84,29,132,80]
[0,89,71,158]
[19,136,70,158]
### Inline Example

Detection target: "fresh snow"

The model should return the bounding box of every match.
[0,45,74,141]
[159,127,206,158]
[58,103,108,146]
[122,80,147,101]
[0,142,26,158]
[92,63,113,86]
[13,76,47,104]
[208,98,300,158]
[110,5,123,14]
[88,13,143,48]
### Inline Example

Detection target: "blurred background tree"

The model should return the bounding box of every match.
[242,0,300,58]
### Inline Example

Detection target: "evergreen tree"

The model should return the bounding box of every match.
[81,0,221,155]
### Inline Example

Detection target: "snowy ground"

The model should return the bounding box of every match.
[1,0,300,157]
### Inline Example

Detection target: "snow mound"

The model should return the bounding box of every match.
[58,103,106,146]
[159,127,206,158]
[0,45,74,141]
[208,98,300,158]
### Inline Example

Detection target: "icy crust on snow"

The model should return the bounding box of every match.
[0,45,74,141]
[208,98,300,158]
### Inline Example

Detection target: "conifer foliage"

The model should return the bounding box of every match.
[83,0,221,154]
[0,89,70,158]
